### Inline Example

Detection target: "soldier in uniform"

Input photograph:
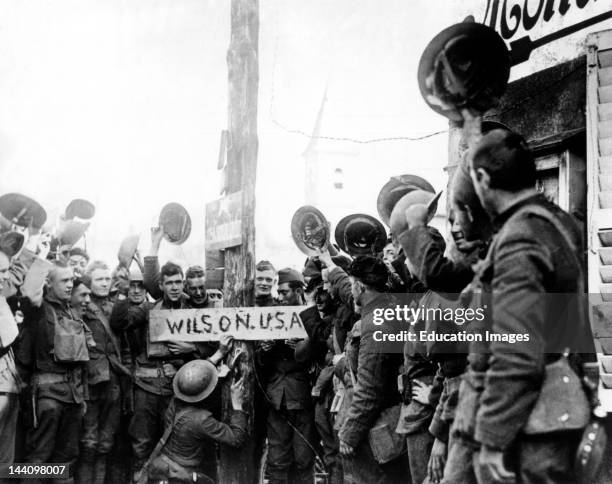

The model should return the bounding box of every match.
[22,261,90,484]
[110,262,195,480]
[145,360,248,484]
[465,129,594,483]
[335,256,406,484]
[72,274,126,484]
[257,268,319,484]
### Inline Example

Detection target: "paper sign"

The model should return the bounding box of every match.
[205,191,242,250]
[149,306,308,342]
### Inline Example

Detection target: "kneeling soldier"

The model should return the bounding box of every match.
[141,360,248,484]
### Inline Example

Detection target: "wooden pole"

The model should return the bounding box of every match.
[217,0,259,482]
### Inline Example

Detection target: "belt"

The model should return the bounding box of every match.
[34,372,70,385]
[134,367,163,379]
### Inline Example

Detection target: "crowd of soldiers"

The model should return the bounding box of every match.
[0,126,601,484]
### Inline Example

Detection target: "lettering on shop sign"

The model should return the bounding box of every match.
[482,0,612,63]
[149,306,308,342]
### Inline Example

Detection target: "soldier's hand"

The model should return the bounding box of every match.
[259,340,275,352]
[218,335,234,355]
[316,249,334,269]
[150,226,164,254]
[162,363,177,378]
[404,204,428,229]
[411,379,432,405]
[230,375,246,411]
[477,445,515,484]
[339,440,355,456]
[284,338,301,349]
[427,438,447,484]
[167,341,196,355]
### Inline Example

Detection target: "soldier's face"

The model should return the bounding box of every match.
[128,281,146,304]
[68,255,88,277]
[350,277,365,314]
[48,266,74,301]
[186,276,207,304]
[0,253,10,292]
[255,269,275,297]
[90,268,112,297]
[314,287,334,315]
[277,283,302,306]
[70,283,91,317]
[161,273,183,302]
[469,164,495,216]
[382,243,397,264]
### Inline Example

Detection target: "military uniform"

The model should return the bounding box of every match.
[77,296,124,484]
[257,309,324,484]
[110,295,193,472]
[148,398,248,484]
[337,292,406,484]
[22,294,89,484]
[447,195,595,484]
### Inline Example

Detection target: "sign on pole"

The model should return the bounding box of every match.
[205,191,242,250]
[149,306,308,342]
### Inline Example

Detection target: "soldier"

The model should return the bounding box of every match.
[465,129,594,483]
[22,261,91,484]
[73,275,126,484]
[110,262,195,480]
[254,260,277,307]
[257,268,319,484]
[67,248,89,278]
[335,256,406,484]
[0,233,28,470]
[144,360,247,484]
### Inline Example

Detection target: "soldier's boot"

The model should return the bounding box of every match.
[92,456,107,484]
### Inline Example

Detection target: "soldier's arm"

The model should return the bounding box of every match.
[397,226,473,293]
[110,299,149,331]
[327,267,354,307]
[143,256,162,301]
[3,248,37,298]
[338,321,386,448]
[474,226,549,450]
[199,410,249,448]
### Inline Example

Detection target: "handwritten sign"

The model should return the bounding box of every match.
[149,306,308,342]
[205,191,242,250]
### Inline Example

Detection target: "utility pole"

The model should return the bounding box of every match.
[217,0,259,482]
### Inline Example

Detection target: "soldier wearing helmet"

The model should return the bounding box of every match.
[143,358,247,484]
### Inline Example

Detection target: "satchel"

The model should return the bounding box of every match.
[51,307,90,363]
[368,404,405,464]
[523,355,590,435]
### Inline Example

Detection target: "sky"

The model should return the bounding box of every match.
[0,0,607,269]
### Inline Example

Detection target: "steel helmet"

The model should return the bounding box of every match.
[173,359,218,403]
[291,206,331,256]
[334,214,387,257]
[159,203,192,245]
[377,175,435,227]
[389,190,439,236]
[418,18,510,122]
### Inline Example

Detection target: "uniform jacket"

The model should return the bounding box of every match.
[474,194,595,450]
[20,294,88,403]
[397,226,474,295]
[338,292,403,448]
[110,296,191,396]
[256,305,324,410]
[160,398,248,468]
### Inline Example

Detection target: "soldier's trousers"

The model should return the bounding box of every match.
[266,406,316,484]
[406,429,434,484]
[77,380,121,484]
[128,388,172,468]
[24,397,83,484]
[314,399,342,484]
